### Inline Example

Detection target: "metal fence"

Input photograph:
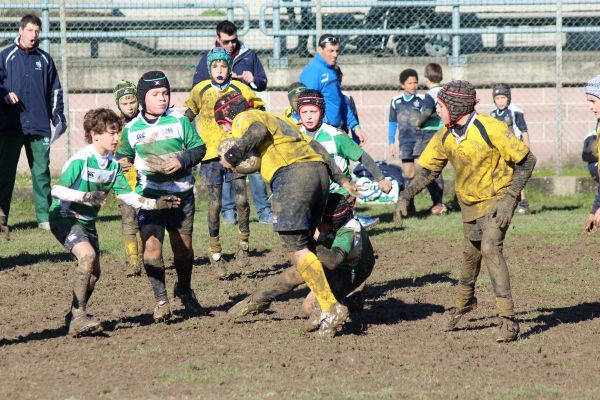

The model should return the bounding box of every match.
[2,0,600,175]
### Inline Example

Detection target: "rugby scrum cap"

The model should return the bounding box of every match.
[322,193,355,231]
[492,83,511,105]
[585,75,600,99]
[206,47,232,74]
[214,91,252,124]
[287,81,307,109]
[137,70,170,109]
[438,80,477,126]
[296,89,325,113]
[113,80,137,104]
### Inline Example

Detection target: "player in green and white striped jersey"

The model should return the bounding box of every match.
[116,71,206,324]
[50,108,180,337]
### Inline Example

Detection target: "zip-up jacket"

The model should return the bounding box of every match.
[299,53,359,129]
[192,41,268,91]
[0,37,65,137]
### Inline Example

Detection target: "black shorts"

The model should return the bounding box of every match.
[138,192,195,235]
[50,220,99,254]
[270,162,329,233]
[200,158,236,186]
[399,130,436,160]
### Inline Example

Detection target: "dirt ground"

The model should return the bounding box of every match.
[2,208,600,399]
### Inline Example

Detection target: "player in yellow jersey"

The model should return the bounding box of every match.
[184,48,265,277]
[394,80,536,343]
[214,91,358,337]
[113,80,143,276]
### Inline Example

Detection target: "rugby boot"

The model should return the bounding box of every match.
[317,303,349,338]
[228,297,271,318]
[153,300,172,323]
[234,241,250,268]
[516,200,531,215]
[444,296,478,332]
[210,253,230,279]
[67,308,101,337]
[173,282,204,316]
[496,317,520,343]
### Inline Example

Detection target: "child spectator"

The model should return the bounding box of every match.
[490,83,531,214]
[113,80,143,276]
[582,130,599,183]
[582,75,600,233]
[50,108,181,336]
[418,63,447,215]
[117,71,206,323]
[184,48,264,277]
[388,68,425,214]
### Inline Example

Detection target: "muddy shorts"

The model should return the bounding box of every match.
[325,263,373,300]
[119,200,139,235]
[200,158,237,186]
[400,130,436,160]
[50,220,99,254]
[138,192,195,235]
[271,162,329,233]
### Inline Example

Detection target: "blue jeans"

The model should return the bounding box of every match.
[222,172,271,216]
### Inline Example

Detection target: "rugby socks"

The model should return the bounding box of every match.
[296,251,338,313]
[144,258,168,303]
[174,253,194,293]
[123,234,139,268]
[209,236,222,254]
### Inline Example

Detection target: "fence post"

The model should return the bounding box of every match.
[41,0,50,54]
[555,0,563,175]
[60,0,70,158]
[269,0,287,68]
[226,0,234,22]
[448,3,465,68]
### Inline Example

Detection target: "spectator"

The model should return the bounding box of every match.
[334,65,362,145]
[192,20,272,225]
[0,14,66,234]
[300,33,367,145]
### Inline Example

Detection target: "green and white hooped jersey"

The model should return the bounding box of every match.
[49,145,132,231]
[303,123,364,195]
[117,109,204,198]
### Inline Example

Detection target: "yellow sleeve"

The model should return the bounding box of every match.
[417,129,448,172]
[488,119,530,164]
[240,84,266,110]
[183,85,201,116]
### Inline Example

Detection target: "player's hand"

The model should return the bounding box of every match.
[394,196,409,228]
[389,144,397,159]
[342,180,360,198]
[583,213,595,233]
[118,158,133,173]
[4,92,19,104]
[218,152,235,171]
[155,195,181,210]
[378,178,392,194]
[354,127,367,146]
[495,193,518,228]
[163,158,182,174]
[82,191,107,206]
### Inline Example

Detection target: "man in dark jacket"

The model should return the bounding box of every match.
[0,14,66,234]
[192,20,272,225]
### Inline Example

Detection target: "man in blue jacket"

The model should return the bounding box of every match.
[0,14,66,235]
[192,20,272,225]
[300,34,367,145]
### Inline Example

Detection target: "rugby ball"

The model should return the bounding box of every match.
[217,137,261,174]
[356,176,381,201]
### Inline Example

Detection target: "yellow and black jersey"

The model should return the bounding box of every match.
[418,113,530,221]
[184,80,265,161]
[231,109,323,183]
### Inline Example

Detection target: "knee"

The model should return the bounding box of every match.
[144,257,164,269]
[481,238,502,260]
[77,252,96,274]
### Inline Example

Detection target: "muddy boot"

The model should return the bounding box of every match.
[496,317,520,343]
[67,308,101,337]
[228,297,271,318]
[153,300,172,323]
[173,282,204,316]
[0,215,9,241]
[444,296,478,332]
[317,303,349,338]
[210,253,230,279]
[234,241,250,269]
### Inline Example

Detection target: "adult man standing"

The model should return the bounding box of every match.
[300,34,367,145]
[192,20,272,224]
[0,14,66,234]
